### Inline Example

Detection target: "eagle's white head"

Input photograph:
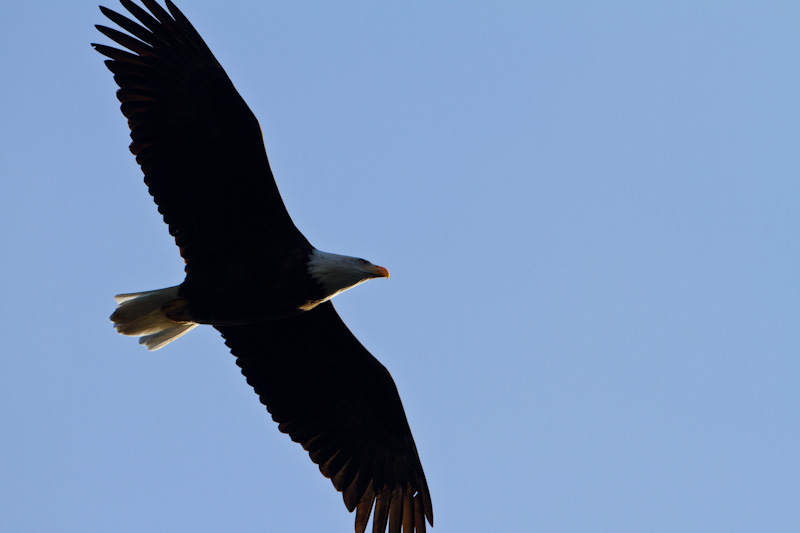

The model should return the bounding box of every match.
[304,249,389,309]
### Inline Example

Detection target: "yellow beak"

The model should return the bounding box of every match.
[372,265,390,279]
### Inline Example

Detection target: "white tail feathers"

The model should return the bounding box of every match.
[110,286,198,351]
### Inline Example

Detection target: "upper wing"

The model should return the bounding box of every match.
[216,302,433,533]
[93,0,307,269]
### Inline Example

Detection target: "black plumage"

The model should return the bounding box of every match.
[94,2,433,532]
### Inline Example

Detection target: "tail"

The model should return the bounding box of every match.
[110,286,198,351]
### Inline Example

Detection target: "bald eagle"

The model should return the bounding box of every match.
[93,1,433,532]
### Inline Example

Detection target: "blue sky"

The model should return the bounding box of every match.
[1,1,799,531]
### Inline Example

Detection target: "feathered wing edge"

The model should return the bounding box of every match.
[94,0,305,271]
[95,0,215,62]
[217,302,433,533]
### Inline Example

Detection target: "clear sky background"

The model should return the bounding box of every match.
[1,1,798,532]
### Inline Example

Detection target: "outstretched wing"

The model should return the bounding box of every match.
[217,302,433,533]
[93,0,308,270]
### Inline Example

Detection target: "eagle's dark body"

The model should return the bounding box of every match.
[178,250,321,324]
